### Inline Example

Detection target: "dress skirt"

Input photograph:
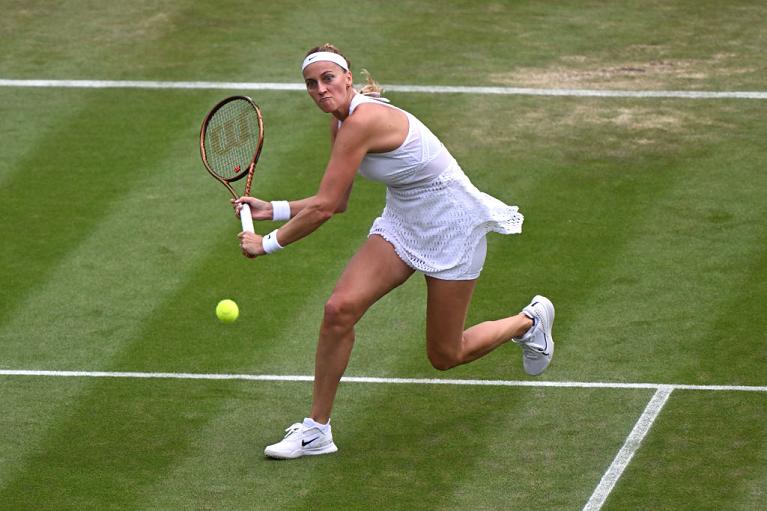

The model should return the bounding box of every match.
[368,160,524,280]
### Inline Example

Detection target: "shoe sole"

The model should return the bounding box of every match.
[532,294,554,352]
[304,443,339,456]
[264,442,338,460]
[523,295,555,376]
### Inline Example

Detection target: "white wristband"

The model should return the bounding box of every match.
[271,201,291,221]
[262,229,283,254]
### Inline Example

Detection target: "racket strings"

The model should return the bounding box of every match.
[204,100,260,180]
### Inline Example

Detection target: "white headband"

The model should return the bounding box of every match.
[301,51,349,73]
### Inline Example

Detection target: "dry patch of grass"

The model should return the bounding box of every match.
[438,95,735,164]
[515,102,732,159]
[491,52,755,90]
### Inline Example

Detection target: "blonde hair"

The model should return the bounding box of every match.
[359,68,384,97]
[305,44,384,96]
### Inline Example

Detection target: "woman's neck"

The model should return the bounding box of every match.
[332,90,358,121]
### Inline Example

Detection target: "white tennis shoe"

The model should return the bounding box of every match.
[513,295,555,376]
[264,418,338,459]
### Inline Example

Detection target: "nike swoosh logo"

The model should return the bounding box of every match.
[302,437,319,447]
[529,334,550,355]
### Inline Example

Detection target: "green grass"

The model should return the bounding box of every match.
[1,1,766,509]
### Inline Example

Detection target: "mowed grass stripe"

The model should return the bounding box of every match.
[32,227,431,507]
[0,379,88,491]
[0,378,272,508]
[0,0,216,324]
[1,373,764,509]
[0,91,95,189]
[664,135,767,385]
[0,90,243,490]
[0,0,234,495]
[0,89,197,328]
[0,90,237,368]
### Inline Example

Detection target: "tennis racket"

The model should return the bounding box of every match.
[200,95,264,233]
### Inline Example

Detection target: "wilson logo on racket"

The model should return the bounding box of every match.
[208,111,252,155]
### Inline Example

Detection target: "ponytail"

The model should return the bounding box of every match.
[358,68,385,97]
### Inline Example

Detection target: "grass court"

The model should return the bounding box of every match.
[1,1,766,509]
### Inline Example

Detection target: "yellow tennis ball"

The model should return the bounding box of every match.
[216,299,239,323]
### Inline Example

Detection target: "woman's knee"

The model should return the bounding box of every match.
[323,293,361,330]
[426,343,461,371]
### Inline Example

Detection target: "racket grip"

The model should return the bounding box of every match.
[240,203,255,233]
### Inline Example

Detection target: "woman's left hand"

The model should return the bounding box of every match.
[238,231,264,258]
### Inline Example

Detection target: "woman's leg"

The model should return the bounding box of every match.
[311,235,415,423]
[424,276,533,370]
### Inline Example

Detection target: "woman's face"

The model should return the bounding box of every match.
[303,62,353,115]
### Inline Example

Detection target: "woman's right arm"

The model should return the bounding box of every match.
[238,192,350,220]
[269,118,348,217]
[233,116,351,222]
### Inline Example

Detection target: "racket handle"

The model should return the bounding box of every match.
[240,203,255,233]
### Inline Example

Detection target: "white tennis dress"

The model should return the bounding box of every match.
[342,94,524,280]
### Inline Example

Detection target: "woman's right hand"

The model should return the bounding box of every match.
[232,197,273,221]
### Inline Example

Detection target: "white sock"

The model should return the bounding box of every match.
[303,417,330,432]
[516,315,538,341]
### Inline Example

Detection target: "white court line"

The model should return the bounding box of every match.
[1,369,766,392]
[582,386,674,511]
[1,78,766,99]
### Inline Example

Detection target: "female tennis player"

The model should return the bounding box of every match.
[235,44,555,459]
